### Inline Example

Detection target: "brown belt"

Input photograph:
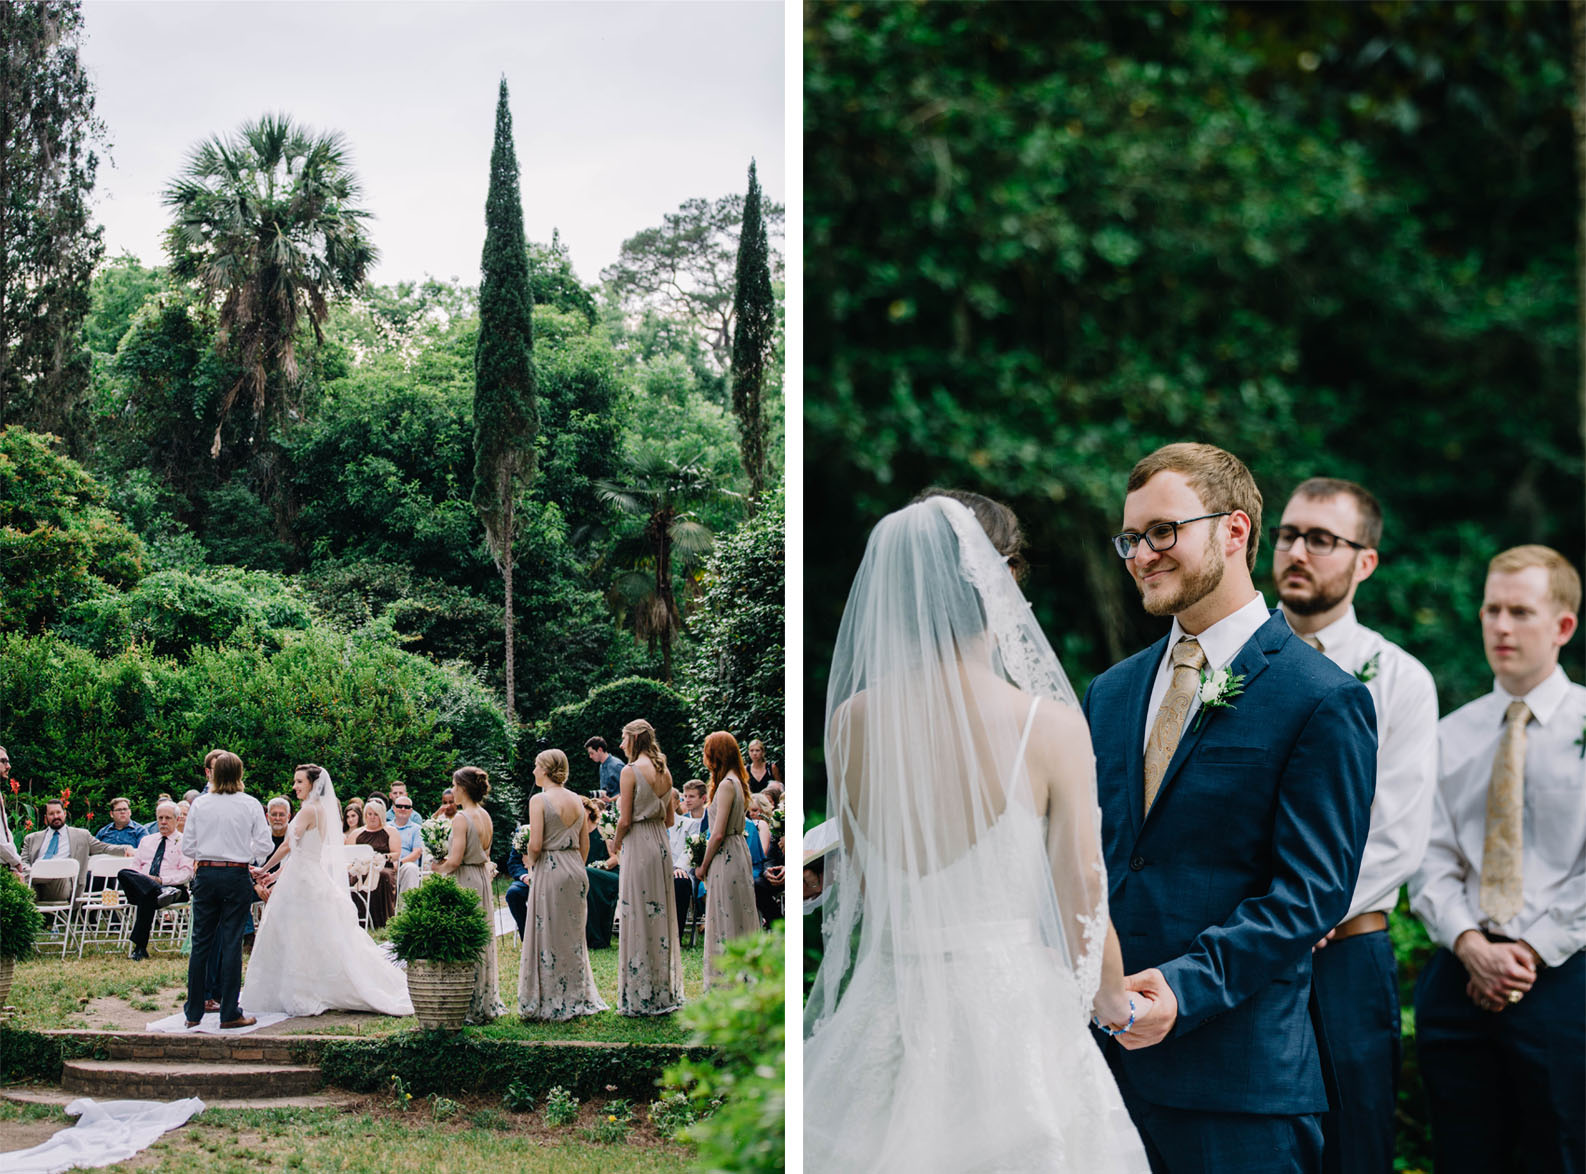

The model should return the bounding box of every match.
[1332,911,1387,940]
[195,861,250,869]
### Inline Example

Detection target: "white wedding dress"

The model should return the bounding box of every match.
[239,779,413,1019]
[804,497,1149,1174]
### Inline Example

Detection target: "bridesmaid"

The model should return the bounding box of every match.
[608,718,684,1016]
[518,750,607,1020]
[696,731,760,990]
[433,765,505,1023]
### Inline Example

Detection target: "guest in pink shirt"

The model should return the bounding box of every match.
[119,801,193,960]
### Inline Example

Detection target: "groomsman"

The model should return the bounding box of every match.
[1410,545,1585,1174]
[1272,478,1439,1174]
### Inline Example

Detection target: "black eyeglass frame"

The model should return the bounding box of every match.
[1111,512,1232,560]
[1268,525,1368,556]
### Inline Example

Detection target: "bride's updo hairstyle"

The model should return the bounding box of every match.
[210,751,245,793]
[913,487,1027,582]
[295,764,322,785]
[452,765,490,803]
[534,749,569,787]
[622,718,667,774]
[703,731,751,811]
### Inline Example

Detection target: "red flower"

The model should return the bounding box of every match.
[23,819,32,829]
[7,778,16,793]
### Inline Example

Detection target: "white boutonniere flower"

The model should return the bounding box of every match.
[1193,666,1246,732]
[1575,718,1585,759]
[1355,651,1381,684]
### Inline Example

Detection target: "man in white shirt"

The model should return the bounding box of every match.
[181,750,271,1030]
[1273,478,1439,1174]
[1409,544,1585,1174]
[669,781,707,936]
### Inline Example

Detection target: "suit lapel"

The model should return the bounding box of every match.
[1124,634,1168,836]
[1139,611,1286,833]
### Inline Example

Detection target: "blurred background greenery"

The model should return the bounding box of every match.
[804,3,1582,1167]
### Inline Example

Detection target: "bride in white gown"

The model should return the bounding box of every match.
[239,763,413,1018]
[804,493,1150,1173]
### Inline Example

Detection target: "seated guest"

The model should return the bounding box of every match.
[352,799,400,928]
[582,798,619,949]
[366,790,390,814]
[504,836,529,939]
[175,800,190,834]
[180,788,201,804]
[763,780,784,808]
[342,799,364,844]
[750,794,785,928]
[668,780,708,936]
[748,792,775,855]
[119,801,192,960]
[431,788,457,821]
[95,797,149,849]
[22,799,131,902]
[388,793,424,898]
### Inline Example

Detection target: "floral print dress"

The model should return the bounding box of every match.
[451,813,505,1024]
[518,798,607,1020]
[703,777,761,989]
[617,770,685,1016]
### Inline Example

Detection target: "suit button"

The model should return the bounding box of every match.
[1129,855,1146,871]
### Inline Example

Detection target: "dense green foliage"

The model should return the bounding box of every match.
[386,874,491,964]
[730,160,775,499]
[0,0,105,451]
[59,567,312,657]
[662,927,784,1174]
[0,869,45,961]
[538,676,697,786]
[681,487,784,761]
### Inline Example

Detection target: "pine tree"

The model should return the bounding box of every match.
[0,0,105,453]
[729,158,774,501]
[471,77,538,717]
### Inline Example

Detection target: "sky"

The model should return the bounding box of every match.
[78,1,785,289]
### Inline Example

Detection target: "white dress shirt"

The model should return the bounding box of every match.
[1290,606,1440,922]
[670,813,703,870]
[181,791,272,866]
[1410,666,1586,968]
[1144,592,1271,752]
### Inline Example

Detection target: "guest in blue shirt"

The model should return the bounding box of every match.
[504,842,530,938]
[95,797,150,850]
[584,737,627,798]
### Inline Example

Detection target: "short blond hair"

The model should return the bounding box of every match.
[1128,442,1263,571]
[1489,545,1582,615]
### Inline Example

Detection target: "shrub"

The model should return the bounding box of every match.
[501,1079,536,1113]
[428,1094,460,1121]
[583,1114,631,1144]
[59,567,313,658]
[647,1091,697,1140]
[537,675,697,788]
[385,875,490,964]
[542,1085,579,1127]
[0,870,45,961]
[663,926,784,1173]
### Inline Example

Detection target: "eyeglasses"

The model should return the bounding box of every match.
[1270,526,1366,556]
[393,803,412,809]
[1112,513,1231,560]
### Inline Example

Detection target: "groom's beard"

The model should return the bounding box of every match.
[1138,533,1224,617]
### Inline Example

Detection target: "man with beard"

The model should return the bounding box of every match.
[1273,478,1438,1174]
[1082,443,1377,1174]
[22,798,132,902]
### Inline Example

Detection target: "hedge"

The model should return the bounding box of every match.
[534,675,698,790]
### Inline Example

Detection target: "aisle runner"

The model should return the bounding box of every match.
[0,1097,203,1174]
[145,1011,288,1035]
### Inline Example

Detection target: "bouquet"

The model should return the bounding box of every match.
[419,816,452,860]
[596,805,620,843]
[685,832,707,870]
[510,824,531,855]
[767,804,785,839]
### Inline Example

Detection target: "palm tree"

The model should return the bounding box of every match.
[163,113,376,460]
[597,448,725,682]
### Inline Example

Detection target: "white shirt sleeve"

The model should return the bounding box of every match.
[1408,776,1481,952]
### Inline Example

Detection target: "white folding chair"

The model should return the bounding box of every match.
[342,844,378,929]
[26,859,80,958]
[149,899,191,954]
[72,856,134,957]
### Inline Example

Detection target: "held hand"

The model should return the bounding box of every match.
[1117,969,1177,1050]
[765,866,785,883]
[1455,932,1536,1007]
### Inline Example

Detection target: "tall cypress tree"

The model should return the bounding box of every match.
[0,0,105,453]
[729,158,774,502]
[472,77,538,717]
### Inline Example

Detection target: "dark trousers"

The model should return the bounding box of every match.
[184,866,253,1023]
[505,880,529,939]
[1311,929,1400,1174]
[116,869,186,951]
[754,874,783,927]
[674,875,694,938]
[1414,947,1585,1174]
[1108,1047,1324,1174]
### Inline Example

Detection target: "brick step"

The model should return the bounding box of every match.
[62,1058,323,1100]
[53,1030,330,1066]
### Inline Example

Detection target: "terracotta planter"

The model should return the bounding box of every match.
[404,958,475,1030]
[0,955,14,1010]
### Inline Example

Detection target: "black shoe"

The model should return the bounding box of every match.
[129,945,148,961]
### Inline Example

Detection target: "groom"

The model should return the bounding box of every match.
[1082,443,1378,1174]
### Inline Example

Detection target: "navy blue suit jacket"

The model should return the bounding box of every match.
[1082,608,1377,1114]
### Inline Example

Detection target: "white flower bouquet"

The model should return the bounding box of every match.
[767,805,785,838]
[685,832,707,870]
[419,816,452,860]
[510,823,531,855]
[596,805,620,843]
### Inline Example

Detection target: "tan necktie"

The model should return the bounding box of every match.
[1480,700,1531,925]
[1144,638,1207,813]
[1301,633,1324,652]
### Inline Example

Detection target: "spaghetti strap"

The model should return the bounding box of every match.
[1007,696,1041,788]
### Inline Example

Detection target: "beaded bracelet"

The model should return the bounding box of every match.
[1093,997,1137,1037]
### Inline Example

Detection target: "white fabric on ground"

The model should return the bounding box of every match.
[144,1010,287,1035]
[0,1096,203,1173]
[495,905,516,937]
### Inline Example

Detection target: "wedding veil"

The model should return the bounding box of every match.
[805,493,1110,1029]
[302,765,351,898]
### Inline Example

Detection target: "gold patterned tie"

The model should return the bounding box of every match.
[1479,700,1531,925]
[1144,637,1207,814]
[1301,633,1324,652]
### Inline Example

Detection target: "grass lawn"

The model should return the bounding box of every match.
[0,1100,697,1172]
[5,889,706,1044]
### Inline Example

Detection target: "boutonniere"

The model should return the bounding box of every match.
[1575,718,1585,759]
[1355,651,1381,684]
[1194,667,1246,731]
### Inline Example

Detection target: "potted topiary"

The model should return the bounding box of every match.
[0,868,44,1009]
[386,874,490,1030]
